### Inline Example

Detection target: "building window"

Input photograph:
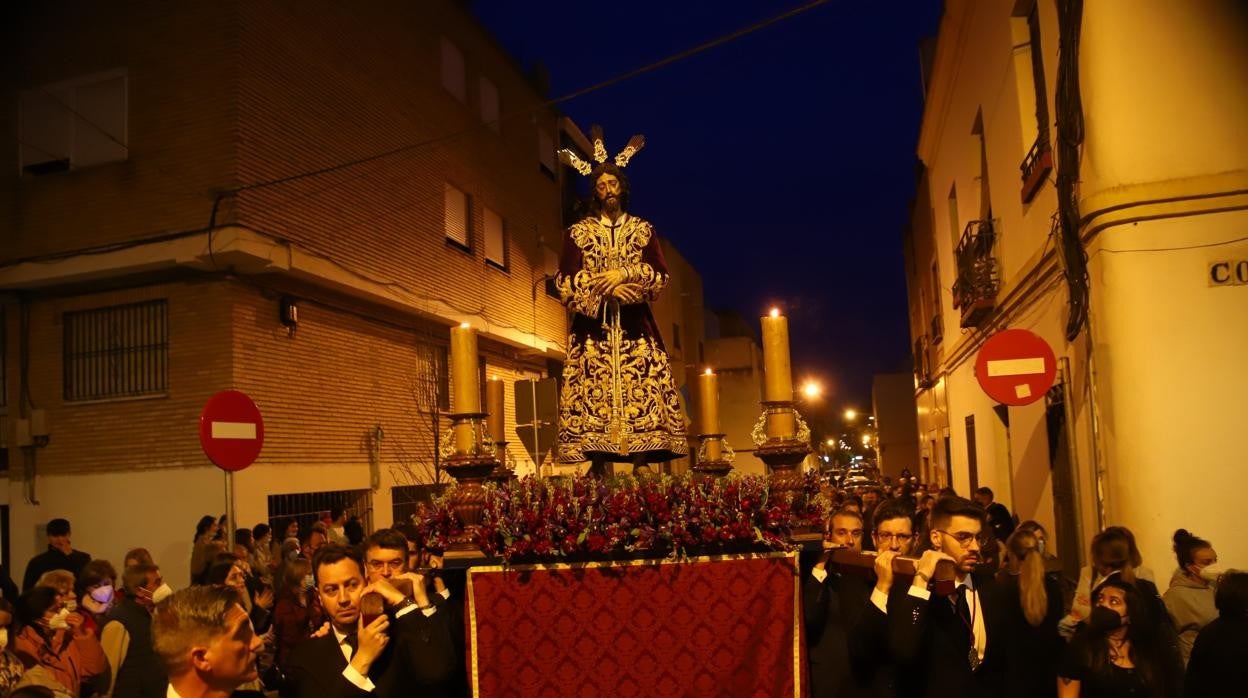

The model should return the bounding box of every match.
[444,182,471,251]
[19,70,128,175]
[267,489,374,540]
[1012,1,1053,203]
[538,128,556,177]
[440,38,467,103]
[947,183,960,249]
[63,300,168,402]
[483,206,507,270]
[479,77,500,133]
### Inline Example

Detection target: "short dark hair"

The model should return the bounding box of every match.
[77,559,118,594]
[366,528,408,555]
[872,499,916,529]
[203,561,239,586]
[974,487,994,500]
[828,507,864,527]
[234,528,253,548]
[311,544,364,584]
[46,519,71,537]
[124,547,155,567]
[330,507,346,521]
[930,496,986,531]
[1214,571,1248,618]
[300,527,327,547]
[252,523,271,541]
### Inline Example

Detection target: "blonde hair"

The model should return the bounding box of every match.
[1006,529,1048,627]
[36,569,76,595]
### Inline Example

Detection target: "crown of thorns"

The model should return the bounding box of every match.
[557,124,646,176]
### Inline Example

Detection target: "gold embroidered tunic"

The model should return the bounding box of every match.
[555,213,688,464]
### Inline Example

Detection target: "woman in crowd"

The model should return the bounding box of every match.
[1062,526,1167,638]
[74,560,117,630]
[251,523,274,584]
[204,559,273,635]
[1185,570,1248,693]
[0,599,26,694]
[1162,528,1218,666]
[998,528,1065,698]
[271,557,319,671]
[1058,577,1182,698]
[13,587,107,697]
[189,514,225,585]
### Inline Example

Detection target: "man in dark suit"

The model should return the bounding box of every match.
[972,487,1015,543]
[805,507,872,698]
[280,544,428,698]
[849,498,921,698]
[887,496,1006,698]
[362,529,460,696]
[22,518,91,592]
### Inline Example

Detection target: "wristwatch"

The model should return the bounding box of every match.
[392,598,416,612]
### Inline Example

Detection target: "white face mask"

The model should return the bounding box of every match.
[151,583,174,604]
[48,607,71,630]
[1198,564,1224,583]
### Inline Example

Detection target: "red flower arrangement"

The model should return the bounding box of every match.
[413,472,825,563]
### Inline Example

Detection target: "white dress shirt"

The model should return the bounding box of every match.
[907,573,987,662]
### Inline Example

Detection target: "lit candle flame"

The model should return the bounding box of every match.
[769,307,780,318]
[704,368,714,375]
[459,322,471,329]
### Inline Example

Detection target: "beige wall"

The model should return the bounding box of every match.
[906,0,1248,568]
[871,373,920,480]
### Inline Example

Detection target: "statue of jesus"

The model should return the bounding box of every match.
[554,129,687,477]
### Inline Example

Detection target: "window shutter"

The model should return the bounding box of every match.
[444,183,469,247]
[483,206,505,267]
[479,77,500,132]
[441,38,467,103]
[74,75,127,167]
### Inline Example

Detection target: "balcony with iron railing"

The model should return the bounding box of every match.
[930,312,944,345]
[951,219,999,328]
[913,335,933,390]
[1020,129,1053,204]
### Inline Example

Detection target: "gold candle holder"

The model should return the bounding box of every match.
[751,400,815,539]
[439,412,500,559]
[691,433,734,479]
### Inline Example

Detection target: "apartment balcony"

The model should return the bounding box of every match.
[1020,130,1053,204]
[930,313,944,345]
[913,335,934,390]
[951,219,999,328]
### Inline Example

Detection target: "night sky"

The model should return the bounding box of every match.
[472,0,944,409]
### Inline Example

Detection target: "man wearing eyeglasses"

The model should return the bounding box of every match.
[805,507,873,697]
[888,496,1006,698]
[362,529,461,697]
[849,498,919,697]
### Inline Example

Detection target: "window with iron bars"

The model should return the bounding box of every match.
[63,300,168,401]
[267,489,374,544]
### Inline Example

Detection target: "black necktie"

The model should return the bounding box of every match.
[343,632,359,660]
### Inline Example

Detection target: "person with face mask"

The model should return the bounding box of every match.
[0,599,26,694]
[1163,528,1220,666]
[13,586,107,696]
[99,563,171,698]
[1058,577,1183,698]
[76,560,118,632]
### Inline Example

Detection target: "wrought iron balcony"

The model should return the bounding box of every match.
[913,336,934,390]
[930,313,944,345]
[951,219,999,328]
[1019,129,1053,204]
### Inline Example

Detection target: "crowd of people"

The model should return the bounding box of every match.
[0,485,1240,697]
[805,479,1245,697]
[0,510,463,697]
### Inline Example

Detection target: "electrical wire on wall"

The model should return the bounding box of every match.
[1054,0,1088,341]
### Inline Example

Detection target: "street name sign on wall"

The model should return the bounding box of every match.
[199,390,265,471]
[974,329,1057,406]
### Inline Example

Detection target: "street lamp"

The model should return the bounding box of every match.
[844,408,857,422]
[801,381,822,400]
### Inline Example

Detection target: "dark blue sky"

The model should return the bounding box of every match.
[472,1,943,407]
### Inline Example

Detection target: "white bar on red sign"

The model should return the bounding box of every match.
[986,358,1045,377]
[212,422,258,440]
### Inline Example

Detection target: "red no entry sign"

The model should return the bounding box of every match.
[199,390,265,471]
[974,329,1057,406]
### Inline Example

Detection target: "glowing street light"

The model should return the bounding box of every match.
[861,434,872,446]
[801,381,822,400]
[844,408,857,422]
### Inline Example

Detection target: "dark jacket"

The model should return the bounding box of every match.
[1185,616,1248,695]
[995,572,1064,698]
[104,597,168,698]
[888,572,1007,698]
[22,546,92,592]
[983,503,1015,542]
[803,566,873,698]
